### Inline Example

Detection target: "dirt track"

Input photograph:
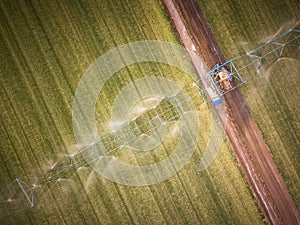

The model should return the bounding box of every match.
[162,0,300,224]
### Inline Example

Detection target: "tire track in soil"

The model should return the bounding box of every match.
[162,0,300,224]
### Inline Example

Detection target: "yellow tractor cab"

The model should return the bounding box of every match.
[213,67,232,92]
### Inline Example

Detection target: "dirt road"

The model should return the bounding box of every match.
[162,0,300,224]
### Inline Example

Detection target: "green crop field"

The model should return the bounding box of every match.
[0,0,270,224]
[198,0,300,209]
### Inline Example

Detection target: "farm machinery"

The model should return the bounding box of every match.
[0,29,299,215]
[206,29,300,105]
